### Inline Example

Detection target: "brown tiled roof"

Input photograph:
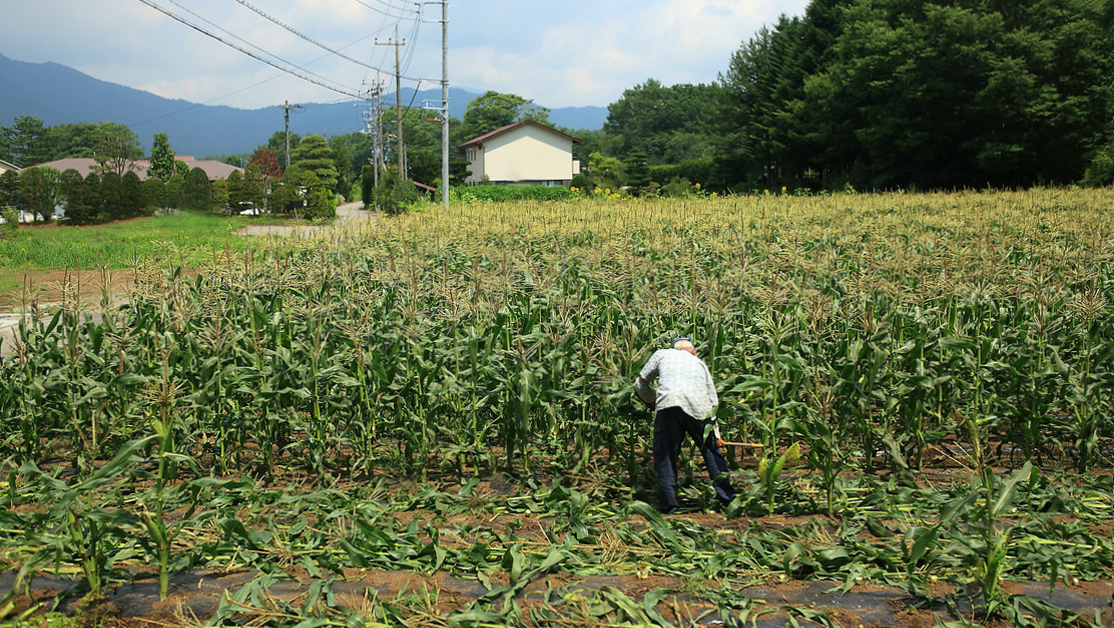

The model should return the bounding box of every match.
[30,157,243,181]
[459,120,580,148]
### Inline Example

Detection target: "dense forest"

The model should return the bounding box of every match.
[716,0,1114,191]
[587,0,1114,192]
[2,0,1113,198]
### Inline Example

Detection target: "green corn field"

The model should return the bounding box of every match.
[1,188,1112,627]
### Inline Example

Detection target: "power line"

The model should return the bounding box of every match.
[399,17,423,75]
[128,72,286,129]
[281,101,303,169]
[160,0,351,88]
[458,0,509,94]
[134,0,362,99]
[351,0,422,21]
[229,0,417,78]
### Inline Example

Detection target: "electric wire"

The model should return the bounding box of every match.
[229,0,415,77]
[131,0,441,141]
[127,72,287,129]
[458,0,510,94]
[351,0,421,21]
[399,17,422,75]
[134,0,361,99]
[158,0,358,91]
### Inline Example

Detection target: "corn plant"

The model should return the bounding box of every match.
[13,436,156,596]
[0,189,1112,625]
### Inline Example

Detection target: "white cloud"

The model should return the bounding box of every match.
[1,0,809,110]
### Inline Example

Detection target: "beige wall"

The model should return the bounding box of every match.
[465,125,576,184]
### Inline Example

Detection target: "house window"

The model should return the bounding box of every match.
[468,148,476,161]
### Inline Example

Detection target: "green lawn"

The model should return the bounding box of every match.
[0,212,256,295]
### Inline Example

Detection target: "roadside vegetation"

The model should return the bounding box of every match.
[0,212,257,302]
[1,189,1111,627]
[0,211,253,270]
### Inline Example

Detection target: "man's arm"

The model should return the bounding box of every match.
[634,351,661,409]
[634,375,656,409]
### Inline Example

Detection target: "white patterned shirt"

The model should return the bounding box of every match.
[634,348,719,420]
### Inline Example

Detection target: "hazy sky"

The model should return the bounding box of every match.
[1,0,809,110]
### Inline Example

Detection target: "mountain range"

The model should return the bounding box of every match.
[0,52,607,158]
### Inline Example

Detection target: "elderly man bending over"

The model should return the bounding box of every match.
[634,335,736,514]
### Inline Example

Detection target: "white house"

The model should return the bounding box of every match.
[459,120,580,186]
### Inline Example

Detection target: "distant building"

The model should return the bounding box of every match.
[459,121,580,187]
[0,158,20,176]
[30,156,243,182]
[412,180,437,200]
[0,159,23,222]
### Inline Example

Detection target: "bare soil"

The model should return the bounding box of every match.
[3,205,1111,626]
[0,202,370,311]
[6,467,1113,628]
[0,268,135,310]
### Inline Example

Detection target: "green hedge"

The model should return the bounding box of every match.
[454,184,574,203]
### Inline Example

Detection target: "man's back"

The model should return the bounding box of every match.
[638,348,718,420]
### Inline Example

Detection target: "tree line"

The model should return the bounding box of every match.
[582,0,1114,194]
[0,128,341,229]
[3,0,1111,216]
[0,90,553,222]
[399,0,1114,194]
[715,0,1114,191]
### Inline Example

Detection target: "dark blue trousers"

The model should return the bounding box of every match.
[652,405,737,512]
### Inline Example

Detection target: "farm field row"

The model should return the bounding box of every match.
[0,211,259,307]
[1,189,1112,627]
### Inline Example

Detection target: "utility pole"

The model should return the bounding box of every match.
[362,81,385,171]
[421,1,450,205]
[361,81,385,209]
[280,100,302,169]
[440,0,449,205]
[376,37,406,179]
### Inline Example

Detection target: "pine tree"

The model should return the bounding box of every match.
[299,170,335,221]
[179,167,213,212]
[99,172,124,222]
[142,177,167,213]
[0,169,22,232]
[19,167,52,222]
[272,165,303,216]
[242,164,267,212]
[122,171,144,218]
[60,168,95,225]
[147,132,177,181]
[226,170,246,213]
[291,135,340,191]
[164,173,184,210]
[83,172,103,223]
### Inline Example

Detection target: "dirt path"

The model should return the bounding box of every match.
[0,203,372,357]
[231,201,373,237]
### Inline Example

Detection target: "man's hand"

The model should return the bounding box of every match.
[716,438,725,448]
